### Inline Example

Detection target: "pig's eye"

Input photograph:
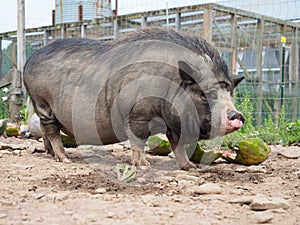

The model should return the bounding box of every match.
[220,82,231,91]
[200,91,207,101]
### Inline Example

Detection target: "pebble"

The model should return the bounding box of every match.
[277,148,300,159]
[95,188,107,194]
[0,153,2,158]
[20,212,28,216]
[192,183,222,195]
[63,211,74,215]
[65,179,72,184]
[172,196,183,203]
[14,164,33,170]
[121,140,132,149]
[0,200,14,207]
[153,174,173,183]
[72,213,83,220]
[175,173,202,184]
[230,195,290,212]
[112,144,124,151]
[271,208,286,214]
[46,192,70,202]
[0,143,26,150]
[247,165,267,173]
[27,146,36,154]
[235,167,247,173]
[105,211,117,218]
[229,196,253,204]
[0,213,7,219]
[235,185,249,190]
[136,177,147,183]
[141,194,160,207]
[250,196,290,210]
[177,180,194,187]
[248,212,273,224]
[13,150,21,155]
[35,217,43,222]
[0,150,12,155]
[31,193,45,200]
[139,166,150,171]
[91,194,103,199]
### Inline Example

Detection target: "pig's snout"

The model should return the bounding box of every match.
[226,110,245,133]
[227,111,245,124]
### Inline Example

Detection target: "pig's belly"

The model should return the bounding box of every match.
[59,117,124,146]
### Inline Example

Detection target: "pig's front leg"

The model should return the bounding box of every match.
[166,130,197,170]
[173,146,197,170]
[132,150,150,167]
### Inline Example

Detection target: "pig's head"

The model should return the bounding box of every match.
[176,59,245,141]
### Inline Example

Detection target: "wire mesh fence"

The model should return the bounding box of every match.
[0,0,299,123]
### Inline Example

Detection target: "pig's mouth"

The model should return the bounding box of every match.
[197,111,245,139]
[226,119,244,133]
[225,111,245,134]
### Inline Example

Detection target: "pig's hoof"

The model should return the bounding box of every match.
[132,158,151,168]
[180,161,197,171]
[61,158,72,164]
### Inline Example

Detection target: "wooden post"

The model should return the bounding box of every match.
[0,38,2,79]
[9,0,26,122]
[113,0,118,16]
[78,4,83,21]
[203,4,213,43]
[17,0,25,77]
[230,13,237,75]
[43,30,50,46]
[61,26,67,39]
[12,42,17,68]
[113,19,120,39]
[141,16,147,28]
[166,2,169,29]
[256,19,264,126]
[81,24,87,38]
[52,10,55,26]
[175,12,181,31]
[290,28,299,120]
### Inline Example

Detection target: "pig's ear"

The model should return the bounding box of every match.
[231,75,245,87]
[178,61,195,85]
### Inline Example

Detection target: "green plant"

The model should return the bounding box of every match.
[19,105,27,123]
[282,119,300,146]
[236,95,255,133]
[257,113,280,145]
[0,87,10,119]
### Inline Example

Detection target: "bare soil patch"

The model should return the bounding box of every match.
[0,137,299,225]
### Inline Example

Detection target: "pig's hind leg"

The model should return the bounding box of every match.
[40,120,71,163]
[36,105,71,163]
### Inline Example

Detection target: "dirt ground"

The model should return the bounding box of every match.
[0,136,299,225]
